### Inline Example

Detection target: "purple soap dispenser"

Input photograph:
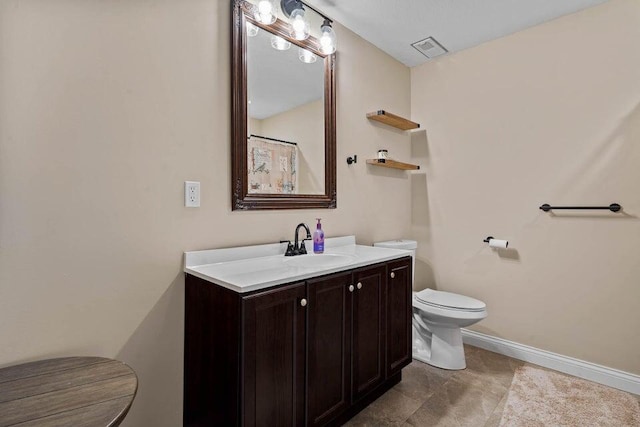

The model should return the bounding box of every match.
[313,218,325,254]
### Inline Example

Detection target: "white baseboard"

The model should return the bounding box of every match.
[461,329,640,396]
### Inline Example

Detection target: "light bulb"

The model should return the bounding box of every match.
[255,0,276,25]
[271,35,291,51]
[246,21,259,37]
[319,20,336,54]
[299,48,317,64]
[289,9,309,40]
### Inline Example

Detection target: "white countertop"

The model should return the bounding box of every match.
[184,236,411,293]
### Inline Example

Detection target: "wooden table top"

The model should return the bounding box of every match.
[0,357,137,427]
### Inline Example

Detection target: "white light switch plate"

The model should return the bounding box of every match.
[185,181,200,207]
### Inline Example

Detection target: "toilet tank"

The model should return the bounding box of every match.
[373,239,417,285]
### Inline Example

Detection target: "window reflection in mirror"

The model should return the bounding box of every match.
[246,25,325,195]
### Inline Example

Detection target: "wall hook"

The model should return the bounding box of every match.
[346,155,357,165]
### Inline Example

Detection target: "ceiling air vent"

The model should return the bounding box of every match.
[411,37,448,59]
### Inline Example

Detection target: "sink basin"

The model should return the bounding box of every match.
[284,254,355,269]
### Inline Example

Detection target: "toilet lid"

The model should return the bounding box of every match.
[415,289,486,311]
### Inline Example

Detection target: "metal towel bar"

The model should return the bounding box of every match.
[539,203,622,212]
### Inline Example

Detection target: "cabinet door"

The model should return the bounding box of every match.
[352,264,386,402]
[242,282,306,427]
[307,272,352,426]
[386,258,413,377]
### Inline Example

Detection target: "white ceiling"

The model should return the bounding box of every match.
[248,28,324,120]
[305,0,610,67]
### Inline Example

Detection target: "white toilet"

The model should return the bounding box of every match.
[374,240,487,370]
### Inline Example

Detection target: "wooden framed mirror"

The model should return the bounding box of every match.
[231,0,336,210]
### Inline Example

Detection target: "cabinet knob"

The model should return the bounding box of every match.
[300,298,307,307]
[390,272,396,279]
[348,285,354,292]
[357,282,362,290]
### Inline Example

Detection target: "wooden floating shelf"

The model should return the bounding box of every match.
[366,159,420,170]
[366,110,420,131]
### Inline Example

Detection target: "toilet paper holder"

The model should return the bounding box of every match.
[483,236,509,248]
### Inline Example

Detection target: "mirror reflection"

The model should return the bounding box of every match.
[246,26,325,195]
[231,0,336,210]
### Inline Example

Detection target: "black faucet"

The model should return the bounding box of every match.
[280,240,296,256]
[294,223,311,255]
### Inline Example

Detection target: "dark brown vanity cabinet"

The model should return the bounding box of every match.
[385,258,413,377]
[306,271,352,426]
[306,264,387,426]
[242,282,307,426]
[350,264,386,403]
[184,256,412,427]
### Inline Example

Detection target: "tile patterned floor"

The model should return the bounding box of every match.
[343,345,638,427]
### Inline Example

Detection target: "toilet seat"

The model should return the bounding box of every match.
[415,289,486,312]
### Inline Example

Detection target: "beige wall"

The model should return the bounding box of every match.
[0,1,410,425]
[410,0,640,374]
[248,116,262,136]
[259,99,325,193]
[6,1,635,424]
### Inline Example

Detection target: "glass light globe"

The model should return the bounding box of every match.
[299,48,317,64]
[255,0,277,25]
[289,9,309,40]
[246,21,259,37]
[271,35,291,51]
[319,20,336,54]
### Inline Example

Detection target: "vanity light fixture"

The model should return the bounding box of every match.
[259,0,337,59]
[255,0,277,24]
[289,7,310,40]
[271,35,292,50]
[280,0,336,49]
[281,0,309,41]
[319,19,336,54]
